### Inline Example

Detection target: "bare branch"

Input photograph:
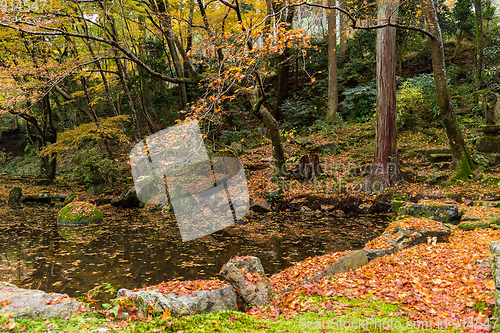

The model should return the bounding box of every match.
[0,21,199,84]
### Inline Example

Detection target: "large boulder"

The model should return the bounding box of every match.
[117,285,237,316]
[490,241,500,317]
[477,136,500,153]
[57,201,104,242]
[7,186,22,204]
[0,282,85,319]
[312,142,339,155]
[219,256,275,309]
[396,202,461,224]
[325,250,369,275]
[57,201,103,225]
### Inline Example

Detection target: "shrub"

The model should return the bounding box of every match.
[396,74,440,129]
[219,129,252,146]
[339,82,377,122]
[280,99,319,131]
[40,115,130,184]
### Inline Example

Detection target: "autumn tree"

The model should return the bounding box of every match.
[367,0,401,190]
[326,0,339,121]
[421,0,475,178]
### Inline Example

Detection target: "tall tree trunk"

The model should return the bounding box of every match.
[421,0,475,179]
[185,0,195,78]
[474,0,483,91]
[326,0,338,121]
[367,0,401,191]
[339,1,347,64]
[39,95,57,181]
[276,4,295,115]
[153,0,188,107]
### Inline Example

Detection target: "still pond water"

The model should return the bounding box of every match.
[0,204,389,298]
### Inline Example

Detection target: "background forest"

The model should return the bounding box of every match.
[0,0,498,190]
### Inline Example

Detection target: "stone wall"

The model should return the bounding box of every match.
[490,241,500,316]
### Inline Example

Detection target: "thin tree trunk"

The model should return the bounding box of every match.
[421,0,475,179]
[474,0,483,91]
[253,97,287,176]
[326,0,338,121]
[152,0,188,106]
[276,4,295,114]
[196,0,225,64]
[40,95,57,181]
[367,0,401,191]
[339,1,347,64]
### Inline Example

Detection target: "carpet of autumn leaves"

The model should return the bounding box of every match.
[249,224,497,331]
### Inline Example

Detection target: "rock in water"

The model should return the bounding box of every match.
[57,201,103,242]
[57,201,103,225]
[219,256,275,310]
[8,186,22,204]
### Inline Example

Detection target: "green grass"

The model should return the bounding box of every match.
[1,296,463,332]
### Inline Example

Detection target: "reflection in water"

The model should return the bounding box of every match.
[0,205,388,298]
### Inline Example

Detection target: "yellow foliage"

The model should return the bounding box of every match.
[40,115,130,157]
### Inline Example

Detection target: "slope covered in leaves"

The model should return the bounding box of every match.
[250,227,497,330]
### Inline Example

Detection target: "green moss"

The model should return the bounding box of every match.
[392,193,408,201]
[458,222,489,231]
[391,200,406,213]
[63,192,77,206]
[57,201,103,225]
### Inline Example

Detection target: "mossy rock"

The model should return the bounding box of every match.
[396,203,461,224]
[458,222,489,231]
[57,201,103,226]
[391,200,406,213]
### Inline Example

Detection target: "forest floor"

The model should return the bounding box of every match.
[1,117,500,332]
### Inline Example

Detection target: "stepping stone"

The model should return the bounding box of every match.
[429,153,452,163]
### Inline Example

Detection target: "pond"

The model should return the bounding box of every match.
[0,204,389,298]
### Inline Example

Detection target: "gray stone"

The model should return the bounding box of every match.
[87,183,105,196]
[490,241,500,317]
[364,248,398,262]
[0,284,84,319]
[429,153,452,163]
[415,148,451,157]
[118,285,238,316]
[313,142,340,155]
[472,154,492,168]
[325,250,369,275]
[477,136,500,153]
[391,225,451,250]
[261,156,274,163]
[8,186,22,204]
[219,256,275,309]
[481,125,500,136]
[397,203,461,224]
[250,201,271,213]
[495,97,500,122]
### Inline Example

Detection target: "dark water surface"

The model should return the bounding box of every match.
[0,204,389,298]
